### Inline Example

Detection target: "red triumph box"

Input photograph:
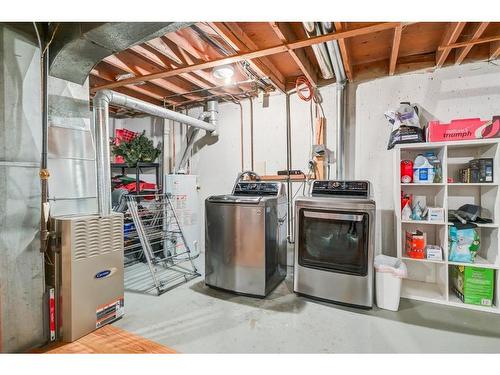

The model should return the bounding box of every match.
[427,116,500,142]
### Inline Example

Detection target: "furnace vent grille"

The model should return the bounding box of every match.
[72,216,123,261]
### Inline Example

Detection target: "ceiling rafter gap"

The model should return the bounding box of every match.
[490,40,500,60]
[455,22,490,65]
[269,22,318,86]
[208,22,286,92]
[436,22,467,67]
[333,22,354,82]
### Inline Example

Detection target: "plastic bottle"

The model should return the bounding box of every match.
[413,154,434,183]
[424,152,442,183]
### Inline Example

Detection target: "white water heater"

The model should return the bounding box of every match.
[165,174,200,254]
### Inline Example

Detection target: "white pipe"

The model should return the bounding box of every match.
[93,90,217,216]
[336,83,346,179]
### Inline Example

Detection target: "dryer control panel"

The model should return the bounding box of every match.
[311,180,370,198]
[233,182,281,196]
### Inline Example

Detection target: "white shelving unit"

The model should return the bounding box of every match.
[394,138,500,314]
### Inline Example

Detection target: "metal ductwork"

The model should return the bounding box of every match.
[50,22,193,84]
[320,22,347,83]
[303,22,335,79]
[93,90,217,217]
[175,100,218,173]
[302,22,347,83]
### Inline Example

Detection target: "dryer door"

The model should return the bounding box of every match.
[298,208,369,276]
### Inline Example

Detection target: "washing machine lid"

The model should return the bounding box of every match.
[207,195,262,204]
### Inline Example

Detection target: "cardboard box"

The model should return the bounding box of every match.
[427,207,444,222]
[405,230,426,259]
[427,116,500,142]
[452,266,495,306]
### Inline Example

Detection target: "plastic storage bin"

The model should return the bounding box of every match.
[374,255,407,311]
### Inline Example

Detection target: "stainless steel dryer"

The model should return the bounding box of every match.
[205,180,287,297]
[294,180,375,308]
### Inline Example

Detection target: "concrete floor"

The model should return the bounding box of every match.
[115,265,500,353]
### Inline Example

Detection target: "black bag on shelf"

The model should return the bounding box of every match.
[387,125,426,150]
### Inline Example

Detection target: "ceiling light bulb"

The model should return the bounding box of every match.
[213,64,234,82]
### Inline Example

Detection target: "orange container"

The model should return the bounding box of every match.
[405,231,426,259]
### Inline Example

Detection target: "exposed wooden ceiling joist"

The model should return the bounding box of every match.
[102,54,195,101]
[269,22,318,86]
[491,41,500,60]
[389,25,403,75]
[209,22,287,92]
[436,22,467,67]
[127,44,245,98]
[92,22,400,92]
[455,22,490,64]
[439,34,500,51]
[333,22,353,82]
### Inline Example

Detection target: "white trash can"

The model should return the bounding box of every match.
[374,255,407,311]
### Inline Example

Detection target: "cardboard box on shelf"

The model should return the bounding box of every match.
[427,116,500,142]
[451,266,495,306]
[405,230,426,259]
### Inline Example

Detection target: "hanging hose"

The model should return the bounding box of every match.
[295,76,314,102]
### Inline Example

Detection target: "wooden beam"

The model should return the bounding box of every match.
[389,25,403,75]
[269,22,318,86]
[91,73,167,106]
[333,22,353,82]
[93,22,400,92]
[491,41,500,60]
[439,34,500,51]
[209,22,287,92]
[436,22,467,67]
[105,50,206,101]
[91,70,181,105]
[455,22,490,64]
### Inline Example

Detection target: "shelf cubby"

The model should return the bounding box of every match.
[401,262,448,302]
[394,138,500,314]
[448,265,498,312]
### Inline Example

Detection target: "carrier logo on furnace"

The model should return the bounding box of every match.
[94,268,117,279]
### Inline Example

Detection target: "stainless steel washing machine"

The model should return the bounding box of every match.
[205,180,287,297]
[294,180,375,308]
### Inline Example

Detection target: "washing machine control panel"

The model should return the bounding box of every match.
[234,182,280,196]
[312,180,370,197]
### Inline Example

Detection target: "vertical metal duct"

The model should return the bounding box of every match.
[93,90,217,216]
[175,100,218,173]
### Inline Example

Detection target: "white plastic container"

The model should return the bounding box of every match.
[413,154,434,183]
[374,255,407,311]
